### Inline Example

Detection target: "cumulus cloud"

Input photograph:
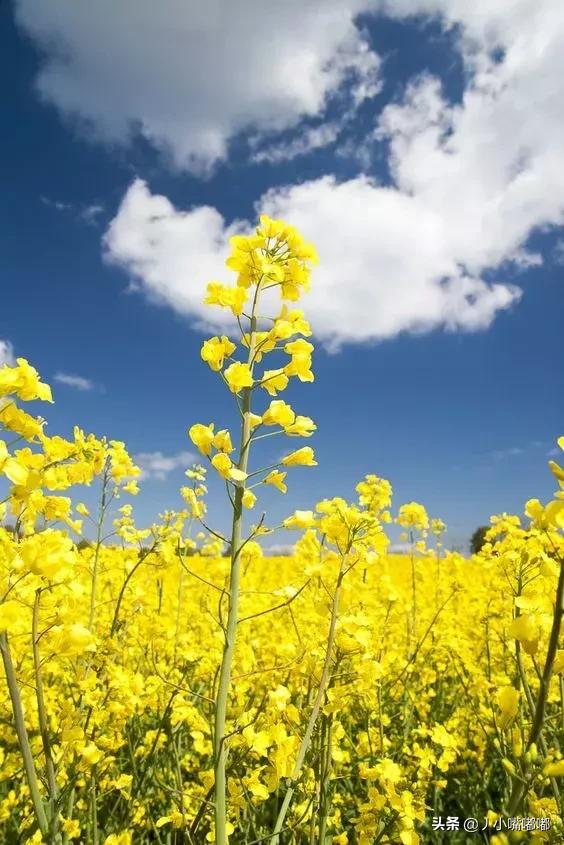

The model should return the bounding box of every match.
[25,0,564,344]
[103,179,237,330]
[259,176,521,344]
[54,372,95,391]
[103,0,564,346]
[16,0,380,172]
[0,340,15,367]
[135,450,195,481]
[104,176,520,347]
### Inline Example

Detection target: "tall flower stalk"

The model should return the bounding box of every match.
[188,215,318,844]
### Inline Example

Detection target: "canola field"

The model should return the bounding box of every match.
[1,216,563,844]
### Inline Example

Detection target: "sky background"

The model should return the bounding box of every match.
[1,1,563,551]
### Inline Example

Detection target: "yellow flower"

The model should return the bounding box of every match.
[284,339,314,382]
[272,306,312,340]
[0,358,53,402]
[52,623,96,656]
[553,650,564,673]
[551,462,564,485]
[200,335,236,371]
[0,403,45,439]
[496,686,520,728]
[211,453,232,479]
[256,214,288,240]
[356,475,392,512]
[189,423,215,456]
[80,743,104,766]
[260,369,289,396]
[241,331,275,363]
[285,415,316,437]
[242,769,269,801]
[17,531,77,580]
[103,832,132,845]
[242,489,256,509]
[0,440,31,486]
[377,758,402,783]
[283,510,316,529]
[1,456,29,486]
[206,821,235,842]
[107,441,140,482]
[544,760,564,777]
[0,601,21,633]
[264,470,287,493]
[262,400,295,428]
[430,518,446,536]
[112,774,133,794]
[61,818,81,839]
[211,453,247,482]
[281,447,317,467]
[397,502,429,532]
[156,810,184,829]
[213,429,234,453]
[508,614,540,655]
[224,362,253,394]
[204,282,247,316]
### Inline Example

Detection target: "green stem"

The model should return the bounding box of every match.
[32,589,61,840]
[62,788,76,845]
[90,772,99,845]
[0,631,50,838]
[410,531,416,646]
[507,550,564,815]
[318,714,333,844]
[270,566,344,845]
[89,466,109,630]
[213,293,259,845]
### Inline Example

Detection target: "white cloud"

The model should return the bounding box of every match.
[54,372,95,391]
[0,340,15,367]
[375,1,564,269]
[103,179,238,330]
[389,542,413,554]
[103,0,564,346]
[490,446,524,461]
[259,175,521,345]
[24,0,558,344]
[250,122,343,165]
[80,204,104,225]
[263,543,296,556]
[135,450,195,481]
[40,195,72,212]
[41,195,104,225]
[105,177,520,347]
[553,239,564,265]
[16,0,380,173]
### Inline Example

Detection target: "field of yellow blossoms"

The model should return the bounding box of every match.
[1,216,563,845]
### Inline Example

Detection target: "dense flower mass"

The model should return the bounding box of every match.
[0,219,563,844]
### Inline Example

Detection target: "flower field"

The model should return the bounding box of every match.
[1,218,563,844]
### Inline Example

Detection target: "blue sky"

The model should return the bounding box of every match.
[2,2,563,550]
